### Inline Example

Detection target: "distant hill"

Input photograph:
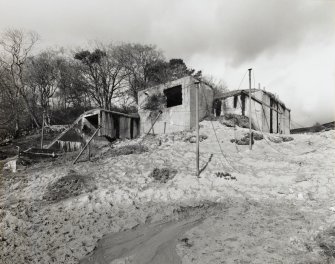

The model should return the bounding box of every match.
[291,121,335,134]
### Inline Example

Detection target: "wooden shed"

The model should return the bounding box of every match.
[47,109,140,152]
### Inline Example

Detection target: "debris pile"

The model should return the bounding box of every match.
[43,170,96,202]
[149,167,177,183]
[219,113,251,128]
[184,134,208,143]
[268,135,294,143]
[316,225,335,258]
[230,132,258,145]
[215,172,237,180]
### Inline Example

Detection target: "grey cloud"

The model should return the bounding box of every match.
[0,0,333,67]
[147,0,334,66]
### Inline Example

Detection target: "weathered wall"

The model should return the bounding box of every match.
[138,76,213,134]
[261,92,271,133]
[221,95,243,116]
[220,90,290,134]
[282,109,291,134]
[190,82,214,128]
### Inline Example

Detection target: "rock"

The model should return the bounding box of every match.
[3,159,17,173]
[185,135,208,143]
[282,136,294,142]
[231,135,254,145]
[267,135,293,143]
[253,132,264,140]
[268,136,283,143]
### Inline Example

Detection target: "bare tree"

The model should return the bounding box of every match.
[74,44,128,110]
[119,44,202,104]
[0,29,40,127]
[57,57,89,109]
[118,44,165,103]
[26,50,61,125]
[202,75,228,98]
[0,66,20,133]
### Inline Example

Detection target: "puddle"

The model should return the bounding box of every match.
[80,216,203,264]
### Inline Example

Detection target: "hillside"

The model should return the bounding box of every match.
[1,120,335,264]
[291,121,335,134]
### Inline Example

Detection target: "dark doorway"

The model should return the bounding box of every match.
[213,99,222,116]
[85,114,99,128]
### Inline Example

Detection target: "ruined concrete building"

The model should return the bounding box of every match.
[139,77,290,135]
[138,76,214,134]
[213,89,291,134]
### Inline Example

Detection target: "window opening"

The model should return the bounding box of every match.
[164,85,182,108]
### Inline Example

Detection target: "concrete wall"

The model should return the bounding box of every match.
[221,95,243,116]
[261,92,271,133]
[220,90,290,134]
[221,92,263,131]
[138,76,213,135]
[190,82,214,128]
[282,108,291,134]
[138,76,192,134]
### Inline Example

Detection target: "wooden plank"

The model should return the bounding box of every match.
[119,117,125,139]
[110,114,116,138]
[126,118,131,139]
[46,115,83,149]
[106,112,112,138]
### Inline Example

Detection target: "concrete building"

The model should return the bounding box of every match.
[138,76,214,134]
[214,89,291,134]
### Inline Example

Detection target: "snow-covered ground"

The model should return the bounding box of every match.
[0,120,334,263]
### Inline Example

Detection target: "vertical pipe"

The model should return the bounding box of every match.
[195,81,200,177]
[248,68,252,150]
[40,111,45,149]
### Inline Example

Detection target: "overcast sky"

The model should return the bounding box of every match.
[0,0,334,127]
